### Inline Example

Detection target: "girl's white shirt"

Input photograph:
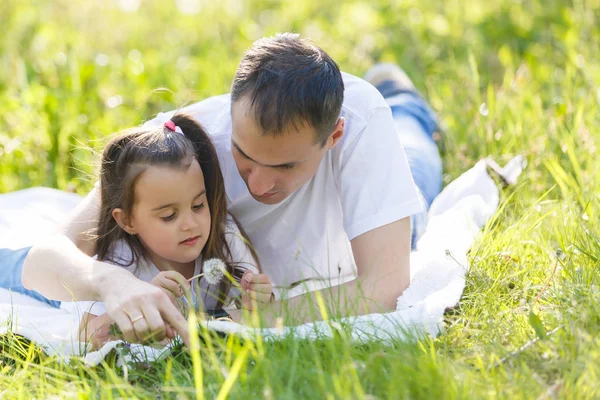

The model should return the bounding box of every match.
[60,216,258,317]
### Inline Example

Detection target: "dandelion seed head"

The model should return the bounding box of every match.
[203,258,226,284]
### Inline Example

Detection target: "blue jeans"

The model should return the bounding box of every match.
[375,80,443,247]
[0,247,61,308]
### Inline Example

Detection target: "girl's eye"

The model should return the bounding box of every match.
[192,203,205,211]
[161,213,177,222]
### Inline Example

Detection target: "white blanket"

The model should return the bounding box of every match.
[0,157,523,364]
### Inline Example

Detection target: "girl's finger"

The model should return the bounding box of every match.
[241,271,253,290]
[245,289,272,303]
[162,271,190,289]
[241,293,253,310]
[91,324,120,350]
[247,283,272,293]
[248,274,271,284]
[160,288,177,304]
[159,279,183,297]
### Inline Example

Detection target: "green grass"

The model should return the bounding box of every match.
[1,0,600,398]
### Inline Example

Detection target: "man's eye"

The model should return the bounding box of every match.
[192,203,205,211]
[234,145,249,159]
[161,213,176,222]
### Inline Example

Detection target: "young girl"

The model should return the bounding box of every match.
[69,113,271,349]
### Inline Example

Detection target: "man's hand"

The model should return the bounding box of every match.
[20,187,192,347]
[240,271,274,310]
[150,270,190,304]
[100,272,190,346]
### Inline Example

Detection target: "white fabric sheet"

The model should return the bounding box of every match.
[0,157,522,364]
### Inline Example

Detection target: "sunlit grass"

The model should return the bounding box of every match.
[1,0,599,398]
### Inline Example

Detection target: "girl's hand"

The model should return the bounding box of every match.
[240,271,274,310]
[151,270,191,303]
[79,312,119,350]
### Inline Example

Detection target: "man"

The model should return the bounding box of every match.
[21,33,442,345]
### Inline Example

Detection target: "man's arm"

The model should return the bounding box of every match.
[58,184,101,256]
[21,189,190,345]
[230,217,411,325]
[22,186,122,301]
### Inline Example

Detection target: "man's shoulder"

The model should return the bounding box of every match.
[179,93,231,116]
[341,72,389,121]
[179,93,232,135]
[337,72,393,148]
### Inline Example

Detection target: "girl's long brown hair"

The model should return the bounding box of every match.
[95,113,254,308]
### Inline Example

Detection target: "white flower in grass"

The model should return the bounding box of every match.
[202,258,226,285]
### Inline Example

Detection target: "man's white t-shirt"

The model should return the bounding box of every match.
[152,72,423,299]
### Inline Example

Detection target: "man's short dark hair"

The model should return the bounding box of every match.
[231,33,344,146]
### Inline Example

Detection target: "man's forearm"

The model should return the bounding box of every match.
[238,270,407,327]
[22,234,133,302]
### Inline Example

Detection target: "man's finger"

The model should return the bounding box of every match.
[141,305,167,342]
[112,310,138,343]
[165,324,175,339]
[158,298,190,347]
[131,315,152,343]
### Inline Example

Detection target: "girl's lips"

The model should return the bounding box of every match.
[180,236,200,246]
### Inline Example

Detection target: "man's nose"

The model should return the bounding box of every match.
[247,167,275,196]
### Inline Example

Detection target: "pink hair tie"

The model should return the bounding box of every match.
[164,120,177,131]
[163,119,184,135]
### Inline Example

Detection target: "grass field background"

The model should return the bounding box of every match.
[1,0,599,398]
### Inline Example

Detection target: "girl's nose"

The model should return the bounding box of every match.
[181,211,200,231]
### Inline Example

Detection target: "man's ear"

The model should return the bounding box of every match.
[112,208,136,235]
[326,117,345,149]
